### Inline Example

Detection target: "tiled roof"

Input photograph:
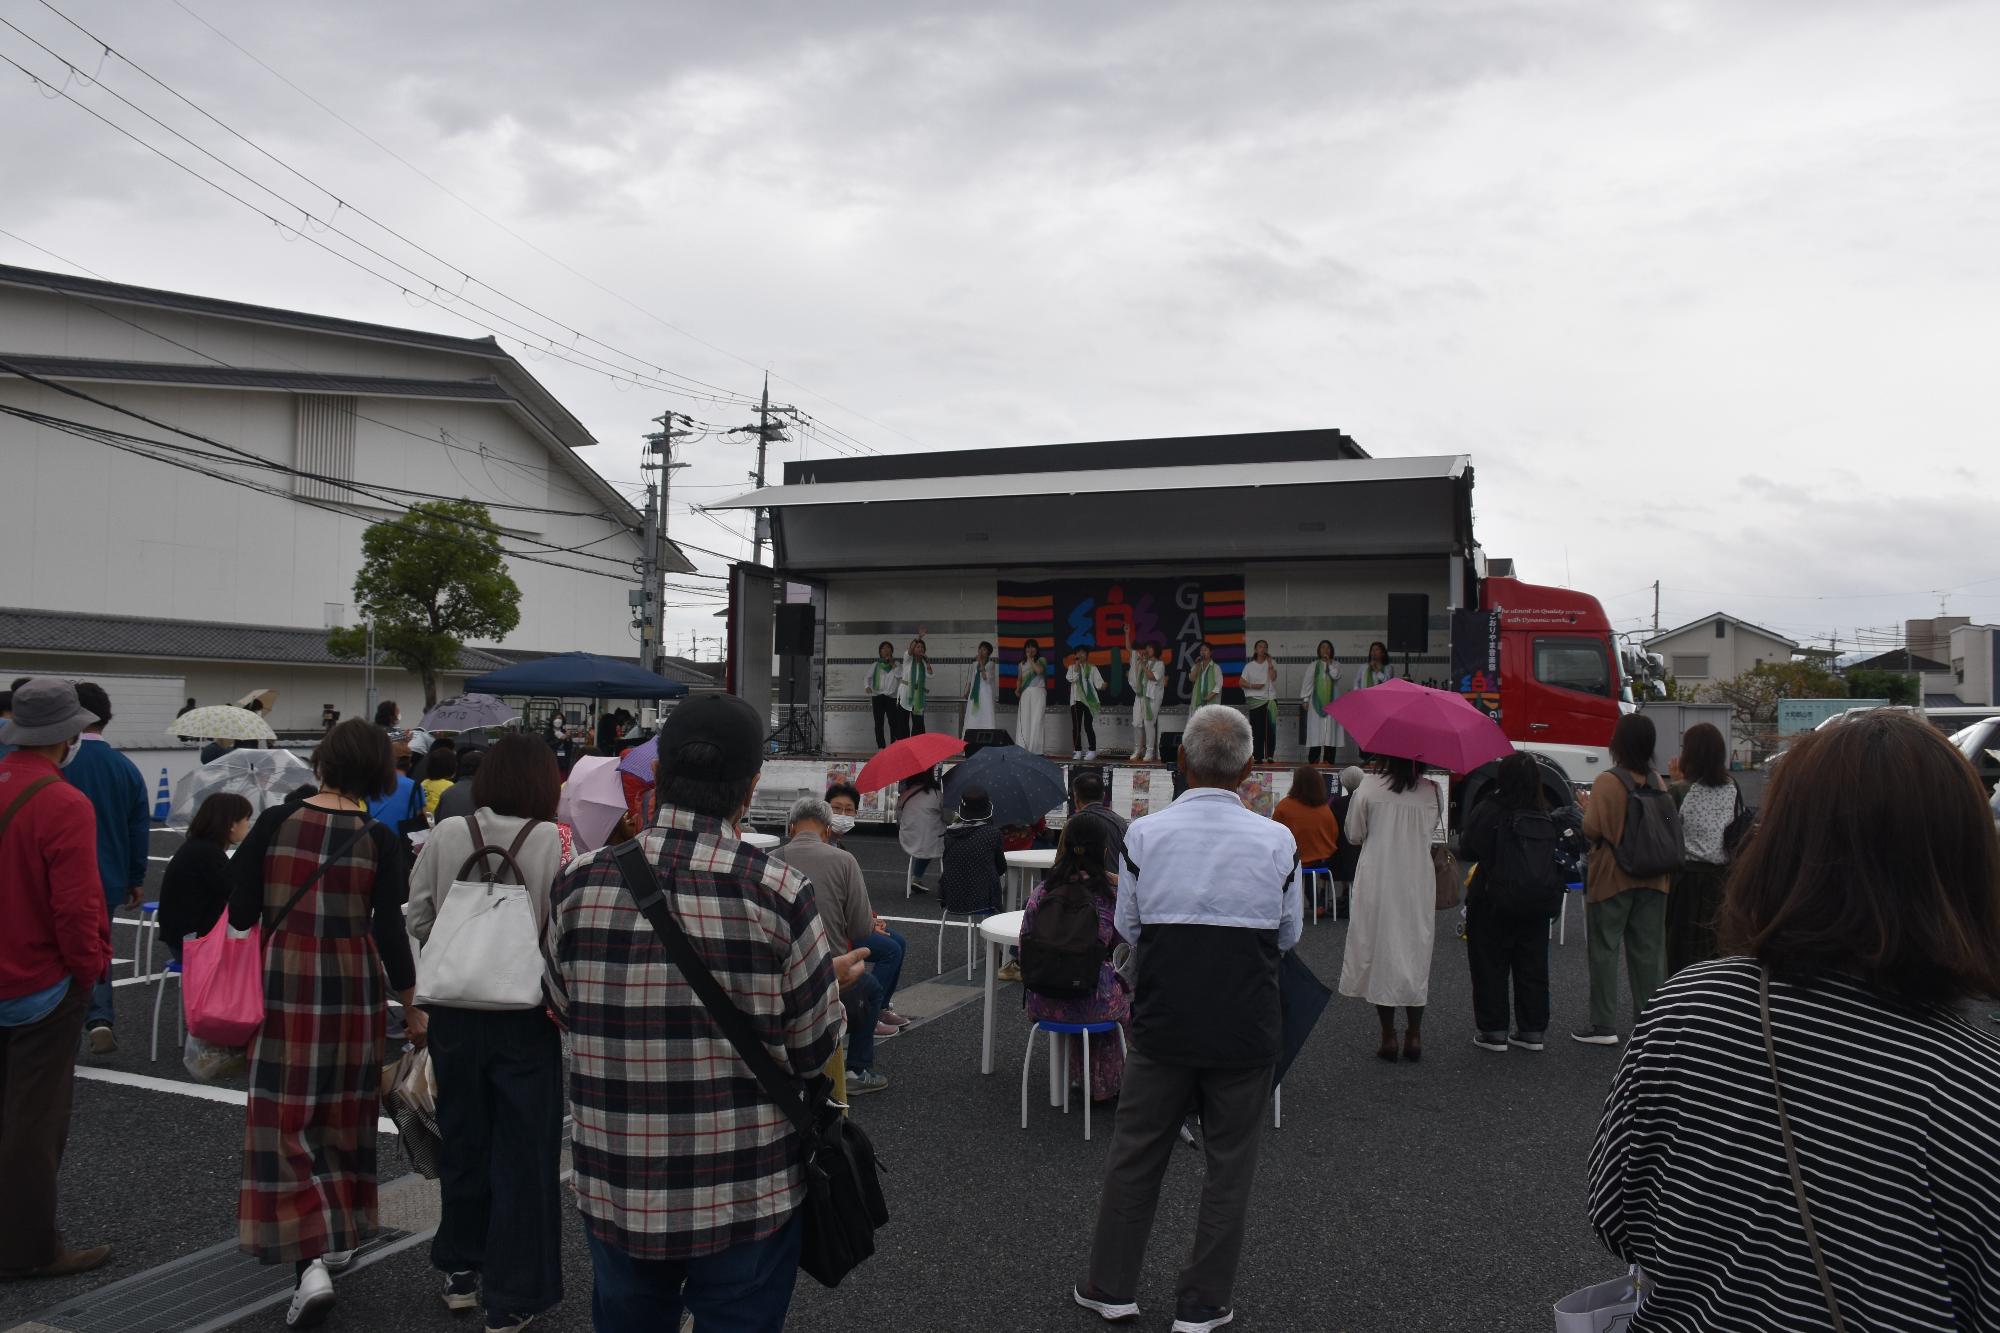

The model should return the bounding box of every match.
[0,355,514,401]
[0,606,511,672]
[1850,649,1952,674]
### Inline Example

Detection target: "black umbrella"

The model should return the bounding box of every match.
[1275,950,1333,1087]
[940,744,1068,826]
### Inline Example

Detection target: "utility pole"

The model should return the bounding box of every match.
[732,372,792,566]
[1652,580,1660,635]
[636,411,690,678]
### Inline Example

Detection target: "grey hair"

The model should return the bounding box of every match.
[1180,705,1252,783]
[787,795,833,830]
[1340,765,1365,792]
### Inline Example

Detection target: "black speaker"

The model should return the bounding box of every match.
[774,604,816,657]
[1159,732,1181,765]
[963,727,1013,757]
[1387,593,1430,654]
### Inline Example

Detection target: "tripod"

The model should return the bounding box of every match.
[768,656,819,754]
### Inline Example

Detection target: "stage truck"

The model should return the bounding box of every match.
[709,429,1637,828]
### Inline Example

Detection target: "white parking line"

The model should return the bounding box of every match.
[73,1066,399,1135]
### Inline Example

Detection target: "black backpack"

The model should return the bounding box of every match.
[1610,770,1684,877]
[1487,810,1565,916]
[1020,876,1107,999]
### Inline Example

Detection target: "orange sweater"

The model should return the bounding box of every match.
[1272,796,1340,866]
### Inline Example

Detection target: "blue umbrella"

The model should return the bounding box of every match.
[418,693,518,733]
[940,745,1067,827]
[464,652,687,699]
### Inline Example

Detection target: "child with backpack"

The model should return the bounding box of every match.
[1457,754,1581,1053]
[1017,811,1130,1100]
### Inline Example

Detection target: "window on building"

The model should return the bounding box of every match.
[1671,654,1710,679]
[1534,636,1613,697]
[1714,620,1727,639]
[294,395,357,501]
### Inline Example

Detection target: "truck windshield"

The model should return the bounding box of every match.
[1534,636,1612,698]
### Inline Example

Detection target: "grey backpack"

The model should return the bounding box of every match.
[1610,770,1684,877]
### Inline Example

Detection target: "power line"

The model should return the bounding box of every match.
[163,0,901,455]
[0,224,106,277]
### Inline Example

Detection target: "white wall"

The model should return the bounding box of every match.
[1949,625,1998,706]
[1651,619,1794,682]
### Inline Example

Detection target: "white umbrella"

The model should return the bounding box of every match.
[172,748,314,822]
[168,705,278,742]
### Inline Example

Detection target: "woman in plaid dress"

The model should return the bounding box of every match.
[227,720,420,1328]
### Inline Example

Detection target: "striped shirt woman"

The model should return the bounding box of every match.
[1586,709,2000,1332]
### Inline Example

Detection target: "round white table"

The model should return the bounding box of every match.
[741,830,780,851]
[978,909,1025,1075]
[1002,848,1056,911]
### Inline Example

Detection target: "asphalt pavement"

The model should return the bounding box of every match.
[3,823,1632,1333]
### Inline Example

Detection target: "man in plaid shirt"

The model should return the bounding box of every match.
[544,695,866,1329]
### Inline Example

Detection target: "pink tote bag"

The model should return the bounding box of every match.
[181,918,266,1044]
[181,818,375,1044]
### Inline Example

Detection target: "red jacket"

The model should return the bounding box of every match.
[0,751,113,998]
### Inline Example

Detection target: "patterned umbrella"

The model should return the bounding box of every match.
[167,705,277,742]
[418,693,518,733]
[172,748,314,822]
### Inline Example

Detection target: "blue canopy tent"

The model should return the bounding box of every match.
[465,652,688,700]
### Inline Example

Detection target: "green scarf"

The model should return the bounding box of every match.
[1312,660,1336,716]
[1076,664,1100,716]
[1250,660,1277,716]
[1020,658,1041,690]
[1362,665,1390,688]
[970,661,984,706]
[1194,661,1220,706]
[1134,659,1156,721]
[870,660,894,694]
[907,657,927,713]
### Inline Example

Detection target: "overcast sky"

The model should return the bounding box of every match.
[4,0,1995,655]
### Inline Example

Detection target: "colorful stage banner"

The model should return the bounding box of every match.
[1449,609,1502,722]
[997,577,1246,707]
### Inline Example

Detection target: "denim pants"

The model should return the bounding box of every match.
[586,1212,802,1333]
[427,1006,566,1319]
[862,927,905,1010]
[844,972,881,1073]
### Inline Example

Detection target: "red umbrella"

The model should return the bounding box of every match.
[1328,677,1514,774]
[855,733,965,794]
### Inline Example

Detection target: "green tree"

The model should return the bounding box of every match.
[327,500,521,709]
[1697,659,1849,727]
[1844,668,1919,707]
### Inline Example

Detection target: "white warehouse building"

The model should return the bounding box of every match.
[0,262,689,742]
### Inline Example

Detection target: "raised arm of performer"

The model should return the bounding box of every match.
[899,629,931,735]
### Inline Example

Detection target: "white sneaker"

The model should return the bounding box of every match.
[1071,750,1083,760]
[287,1259,335,1328]
[1084,750,1097,759]
[321,1249,355,1273]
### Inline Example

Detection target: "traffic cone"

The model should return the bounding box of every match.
[154,767,172,823]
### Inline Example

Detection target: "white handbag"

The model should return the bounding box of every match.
[1554,1267,1643,1332]
[415,814,548,1010]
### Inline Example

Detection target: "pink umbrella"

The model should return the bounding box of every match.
[559,755,628,853]
[1328,677,1514,774]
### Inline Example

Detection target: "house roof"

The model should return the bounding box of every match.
[0,264,692,574]
[779,427,1371,486]
[0,606,513,672]
[1644,612,1801,652]
[1850,648,1952,674]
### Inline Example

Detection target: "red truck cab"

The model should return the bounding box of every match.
[1479,575,1625,789]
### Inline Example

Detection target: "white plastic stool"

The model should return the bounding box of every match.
[1553,881,1586,944]
[936,909,980,980]
[906,856,920,899]
[139,900,160,977]
[150,959,183,1063]
[1301,869,1331,925]
[1020,1020,1126,1141]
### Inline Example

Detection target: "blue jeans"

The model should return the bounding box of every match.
[844,972,881,1073]
[586,1212,802,1333]
[862,927,905,1010]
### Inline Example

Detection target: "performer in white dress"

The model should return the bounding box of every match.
[1338,759,1443,1061]
[1240,639,1279,764]
[1014,640,1049,753]
[1188,641,1223,711]
[1359,640,1394,689]
[1066,650,1105,759]
[898,631,933,735]
[1302,639,1342,764]
[866,639,904,749]
[1122,629,1166,761]
[963,641,998,735]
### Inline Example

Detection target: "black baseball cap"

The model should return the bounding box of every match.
[656,695,765,782]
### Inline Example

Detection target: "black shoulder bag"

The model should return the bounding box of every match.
[610,841,888,1288]
[1760,967,1847,1332]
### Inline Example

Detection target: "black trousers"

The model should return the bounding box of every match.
[908,709,926,735]
[1071,703,1097,752]
[1307,746,1332,765]
[1464,895,1552,1036]
[872,695,899,749]
[426,1006,566,1319]
[1248,706,1275,763]
[0,979,89,1271]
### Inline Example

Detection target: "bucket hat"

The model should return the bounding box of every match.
[0,677,98,746]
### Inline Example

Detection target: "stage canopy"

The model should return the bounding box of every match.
[466,651,688,699]
[710,436,1472,575]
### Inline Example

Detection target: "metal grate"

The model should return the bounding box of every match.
[25,1229,416,1333]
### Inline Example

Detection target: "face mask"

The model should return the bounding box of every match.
[829,814,857,835]
[58,736,84,767]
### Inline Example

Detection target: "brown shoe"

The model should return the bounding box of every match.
[0,1243,113,1280]
[1376,1034,1400,1062]
[1402,1031,1423,1062]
